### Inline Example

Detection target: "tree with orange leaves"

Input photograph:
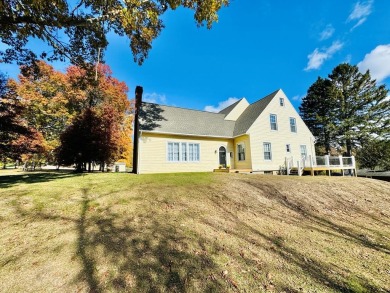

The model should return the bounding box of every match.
[11,61,133,169]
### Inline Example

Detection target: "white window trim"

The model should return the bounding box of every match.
[270,114,278,131]
[237,143,245,161]
[290,117,297,133]
[167,142,200,163]
[300,145,307,158]
[263,142,272,161]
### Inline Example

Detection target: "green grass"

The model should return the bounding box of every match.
[0,170,389,292]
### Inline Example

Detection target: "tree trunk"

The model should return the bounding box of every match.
[346,139,352,157]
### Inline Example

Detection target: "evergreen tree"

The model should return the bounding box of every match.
[300,63,390,156]
[329,64,389,156]
[299,77,336,154]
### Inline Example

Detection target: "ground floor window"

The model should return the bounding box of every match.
[237,143,245,161]
[264,142,272,160]
[167,142,200,162]
[300,145,307,158]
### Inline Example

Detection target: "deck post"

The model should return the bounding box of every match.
[339,155,344,176]
[285,157,290,175]
[297,160,301,176]
[351,155,357,177]
[324,155,330,176]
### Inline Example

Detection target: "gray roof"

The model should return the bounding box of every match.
[139,90,279,138]
[218,98,242,116]
[140,103,235,137]
[233,90,278,136]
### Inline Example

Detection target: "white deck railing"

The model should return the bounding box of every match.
[285,155,356,176]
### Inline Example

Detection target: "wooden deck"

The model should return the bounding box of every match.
[302,166,357,176]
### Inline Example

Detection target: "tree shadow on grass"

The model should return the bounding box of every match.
[75,188,225,292]
[0,170,81,188]
[246,181,390,254]
[199,181,388,292]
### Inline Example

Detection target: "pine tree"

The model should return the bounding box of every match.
[300,63,390,156]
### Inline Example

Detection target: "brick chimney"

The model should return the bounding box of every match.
[132,86,143,174]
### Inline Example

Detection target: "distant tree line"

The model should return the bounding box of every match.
[300,63,390,170]
[0,61,133,172]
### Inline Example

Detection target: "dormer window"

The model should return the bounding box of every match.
[279,98,284,106]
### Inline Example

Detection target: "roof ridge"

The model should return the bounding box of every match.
[218,98,244,114]
[249,89,280,105]
[141,101,226,115]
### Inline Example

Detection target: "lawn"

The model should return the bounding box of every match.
[0,170,389,292]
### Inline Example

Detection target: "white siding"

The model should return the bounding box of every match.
[247,90,315,171]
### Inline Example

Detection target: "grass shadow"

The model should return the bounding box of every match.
[0,170,81,188]
[74,188,225,292]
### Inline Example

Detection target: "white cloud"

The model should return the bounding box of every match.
[305,41,344,71]
[292,95,304,102]
[204,97,239,113]
[143,92,167,104]
[347,1,373,29]
[319,25,335,41]
[357,44,390,82]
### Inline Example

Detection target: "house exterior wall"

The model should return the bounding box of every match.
[233,135,252,170]
[248,90,315,171]
[138,132,234,174]
[224,98,250,121]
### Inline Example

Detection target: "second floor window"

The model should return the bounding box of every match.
[270,114,278,130]
[290,117,297,132]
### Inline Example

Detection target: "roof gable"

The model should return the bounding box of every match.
[233,90,280,136]
[219,98,250,121]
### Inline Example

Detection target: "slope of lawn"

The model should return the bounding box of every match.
[0,170,389,292]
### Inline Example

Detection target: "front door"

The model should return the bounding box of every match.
[219,146,227,168]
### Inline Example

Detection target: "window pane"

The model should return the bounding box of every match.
[300,145,307,157]
[189,143,193,161]
[238,144,245,161]
[194,144,200,161]
[173,143,179,161]
[280,98,284,106]
[168,143,173,161]
[290,117,296,132]
[270,114,277,130]
[181,143,187,161]
[264,143,272,160]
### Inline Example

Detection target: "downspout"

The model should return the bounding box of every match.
[132,86,143,174]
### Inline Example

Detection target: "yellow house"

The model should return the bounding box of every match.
[134,89,315,174]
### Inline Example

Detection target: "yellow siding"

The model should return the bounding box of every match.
[224,98,249,121]
[248,90,315,171]
[233,135,252,169]
[138,133,234,174]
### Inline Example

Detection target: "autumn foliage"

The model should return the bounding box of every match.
[1,61,133,170]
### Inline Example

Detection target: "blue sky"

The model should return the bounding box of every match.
[1,0,390,112]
